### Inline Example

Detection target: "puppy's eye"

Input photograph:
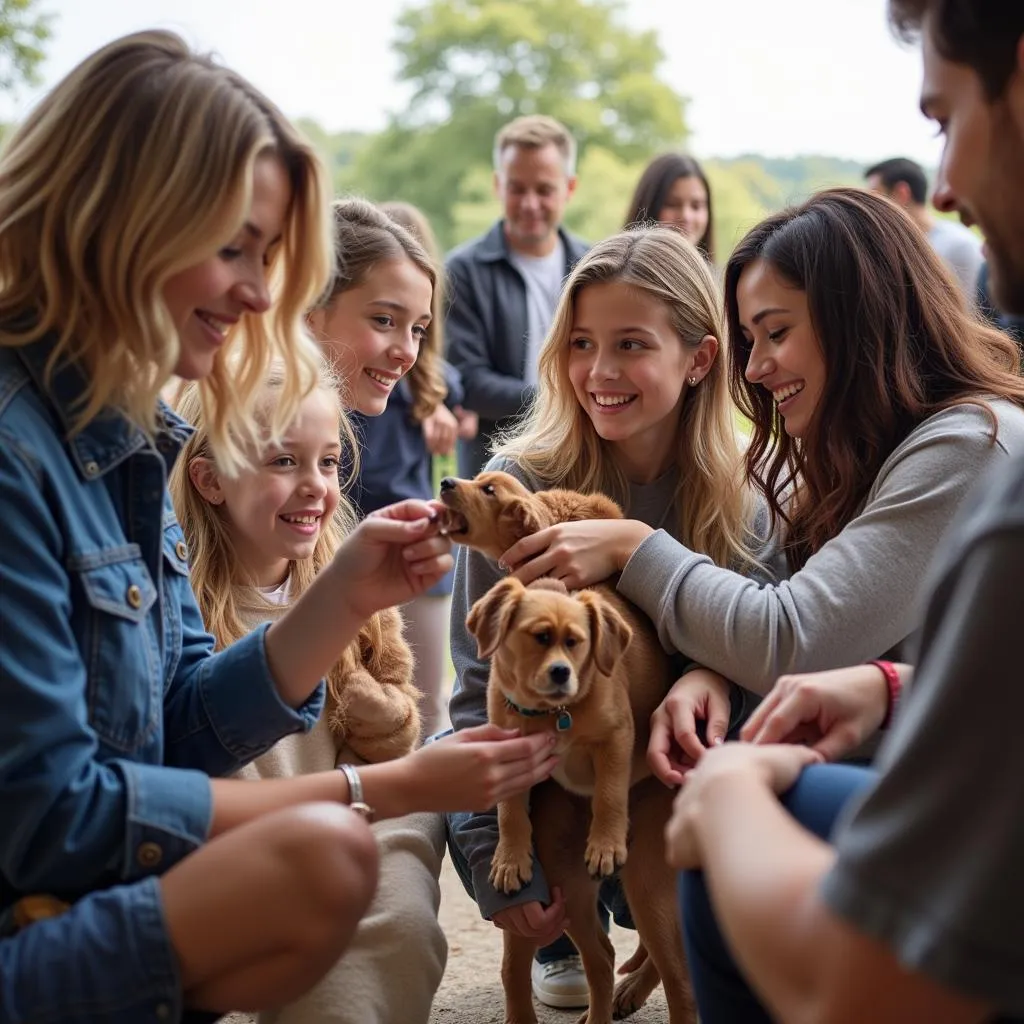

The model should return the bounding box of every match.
[482,484,495,495]
[534,631,551,646]
[564,637,578,649]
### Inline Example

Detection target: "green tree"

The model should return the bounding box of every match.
[0,0,51,94]
[351,0,688,248]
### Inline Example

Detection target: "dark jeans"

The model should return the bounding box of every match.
[444,814,635,965]
[679,763,874,1023]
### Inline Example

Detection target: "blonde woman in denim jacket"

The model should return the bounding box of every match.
[0,33,556,1024]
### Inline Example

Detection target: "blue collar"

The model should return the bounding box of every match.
[14,334,193,480]
[503,692,573,732]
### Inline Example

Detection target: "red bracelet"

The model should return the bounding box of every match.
[867,659,901,729]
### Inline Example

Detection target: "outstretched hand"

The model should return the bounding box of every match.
[403,724,560,813]
[333,499,453,620]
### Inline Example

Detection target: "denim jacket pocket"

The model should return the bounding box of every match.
[73,547,161,755]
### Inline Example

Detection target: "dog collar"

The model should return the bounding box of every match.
[502,693,573,732]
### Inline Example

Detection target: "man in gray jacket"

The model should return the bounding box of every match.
[446,115,589,477]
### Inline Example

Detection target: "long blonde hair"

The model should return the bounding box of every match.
[379,200,449,422]
[497,226,754,570]
[169,360,359,648]
[0,30,333,475]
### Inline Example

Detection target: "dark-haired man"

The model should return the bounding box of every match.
[865,155,983,299]
[668,4,1024,1021]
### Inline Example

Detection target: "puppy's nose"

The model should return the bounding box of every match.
[439,477,456,492]
[548,663,572,688]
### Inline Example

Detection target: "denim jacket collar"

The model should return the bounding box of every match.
[14,336,192,480]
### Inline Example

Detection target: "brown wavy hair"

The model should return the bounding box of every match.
[379,200,449,422]
[624,153,715,262]
[315,198,443,422]
[725,187,1024,571]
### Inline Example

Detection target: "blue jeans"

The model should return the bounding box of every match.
[0,876,218,1024]
[679,763,874,1023]
[444,812,635,965]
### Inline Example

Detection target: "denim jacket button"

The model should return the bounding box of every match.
[84,460,100,477]
[174,540,188,561]
[126,584,143,609]
[137,841,163,868]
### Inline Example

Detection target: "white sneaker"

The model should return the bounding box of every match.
[531,955,590,1009]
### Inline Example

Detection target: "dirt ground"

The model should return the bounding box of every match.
[429,853,670,1024]
[223,852,669,1024]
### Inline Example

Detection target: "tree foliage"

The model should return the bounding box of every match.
[0,0,51,94]
[351,0,687,248]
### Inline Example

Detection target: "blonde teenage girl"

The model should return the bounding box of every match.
[445,225,760,1009]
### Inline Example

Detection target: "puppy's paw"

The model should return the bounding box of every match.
[489,844,534,894]
[584,836,628,879]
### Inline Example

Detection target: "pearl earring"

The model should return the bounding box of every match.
[688,375,698,386]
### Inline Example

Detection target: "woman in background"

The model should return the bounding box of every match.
[624,153,715,263]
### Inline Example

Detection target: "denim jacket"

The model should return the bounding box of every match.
[0,339,324,915]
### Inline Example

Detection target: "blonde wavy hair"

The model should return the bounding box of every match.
[0,30,333,474]
[379,200,449,422]
[497,227,754,570]
[169,359,359,649]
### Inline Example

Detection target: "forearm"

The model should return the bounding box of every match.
[264,559,365,707]
[695,772,835,1021]
[209,758,411,836]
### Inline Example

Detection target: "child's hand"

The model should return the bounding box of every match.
[422,404,459,456]
[400,725,559,813]
[453,405,479,441]
[333,499,452,620]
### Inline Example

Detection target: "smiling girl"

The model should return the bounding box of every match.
[624,153,715,262]
[501,188,1024,779]
[0,32,555,1023]
[445,225,760,1010]
[171,363,454,1024]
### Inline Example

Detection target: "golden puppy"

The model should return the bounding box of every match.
[444,471,695,1024]
[468,577,636,887]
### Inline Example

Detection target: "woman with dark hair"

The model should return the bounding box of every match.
[624,153,715,261]
[500,187,1024,766]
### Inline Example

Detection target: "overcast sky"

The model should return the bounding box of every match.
[3,0,940,167]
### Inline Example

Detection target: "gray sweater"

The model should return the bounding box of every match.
[448,400,1024,919]
[619,401,1024,694]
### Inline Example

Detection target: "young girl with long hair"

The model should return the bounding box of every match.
[0,32,556,1022]
[171,364,449,1024]
[500,187,1024,781]
[445,224,759,1009]
[624,153,715,262]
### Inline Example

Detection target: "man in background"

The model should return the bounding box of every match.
[865,155,984,301]
[445,115,588,477]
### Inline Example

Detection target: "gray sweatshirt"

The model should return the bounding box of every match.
[448,400,1024,919]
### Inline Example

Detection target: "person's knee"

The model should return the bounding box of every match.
[271,803,379,927]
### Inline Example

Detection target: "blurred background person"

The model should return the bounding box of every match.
[624,152,715,263]
[865,155,983,302]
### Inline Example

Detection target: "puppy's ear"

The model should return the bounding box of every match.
[466,577,524,659]
[498,496,545,539]
[579,592,633,676]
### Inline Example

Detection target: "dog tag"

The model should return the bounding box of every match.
[555,710,572,731]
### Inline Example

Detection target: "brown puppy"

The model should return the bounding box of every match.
[468,577,636,887]
[445,470,695,1024]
